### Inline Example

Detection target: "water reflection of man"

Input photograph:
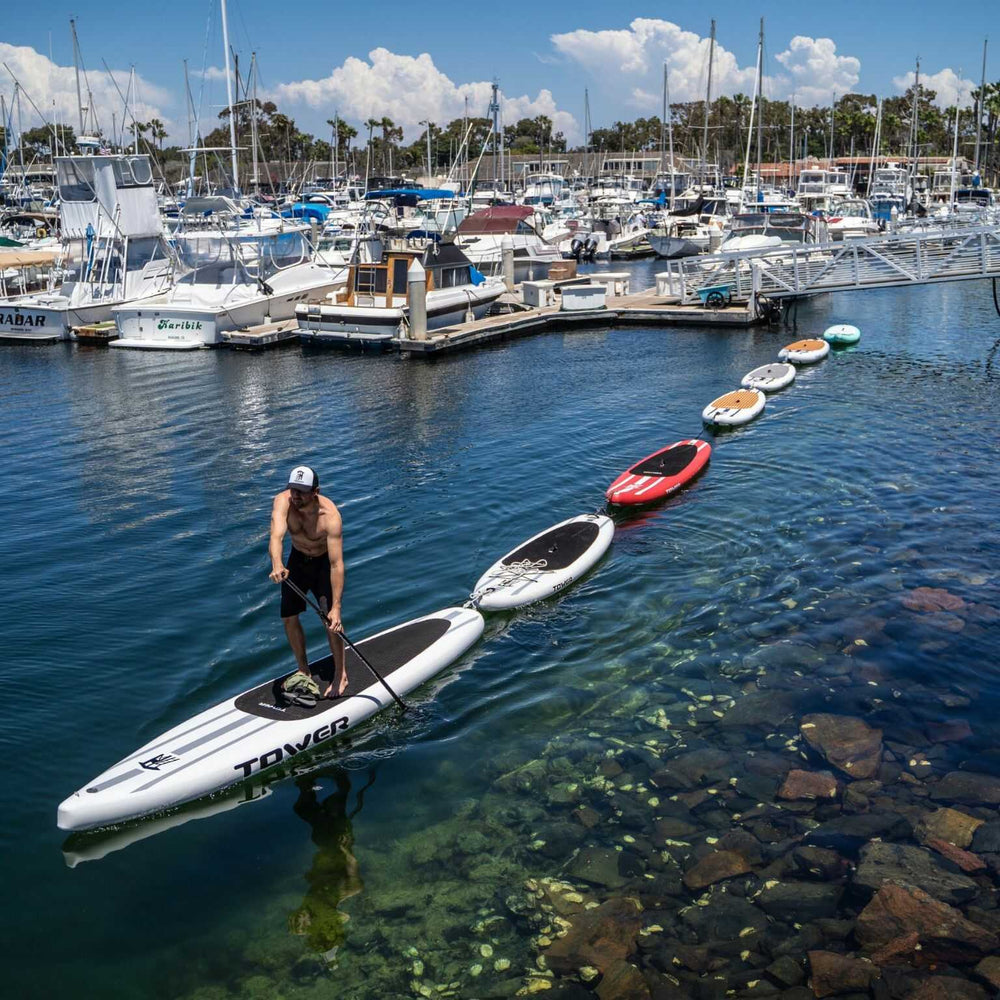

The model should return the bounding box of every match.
[287,769,374,963]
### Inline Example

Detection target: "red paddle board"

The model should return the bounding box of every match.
[606,439,711,505]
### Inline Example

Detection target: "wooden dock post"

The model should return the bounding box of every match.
[408,258,427,341]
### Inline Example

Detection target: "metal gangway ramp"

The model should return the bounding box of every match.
[659,224,1000,305]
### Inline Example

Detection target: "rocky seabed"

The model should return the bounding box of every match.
[176,567,1000,1000]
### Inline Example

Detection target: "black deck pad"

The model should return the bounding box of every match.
[235,617,451,721]
[630,443,698,478]
[502,521,600,571]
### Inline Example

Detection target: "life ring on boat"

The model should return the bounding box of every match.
[35,226,48,238]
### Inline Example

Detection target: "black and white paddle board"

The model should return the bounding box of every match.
[471,513,614,611]
[57,607,484,832]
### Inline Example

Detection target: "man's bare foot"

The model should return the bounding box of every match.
[323,674,348,699]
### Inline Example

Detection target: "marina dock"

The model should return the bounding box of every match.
[392,286,759,355]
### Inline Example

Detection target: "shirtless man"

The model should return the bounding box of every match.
[269,465,347,698]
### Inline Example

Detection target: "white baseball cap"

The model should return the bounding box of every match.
[287,465,319,491]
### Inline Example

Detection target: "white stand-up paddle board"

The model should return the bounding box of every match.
[702,388,766,426]
[741,362,796,392]
[57,606,484,832]
[472,513,614,611]
[778,338,830,363]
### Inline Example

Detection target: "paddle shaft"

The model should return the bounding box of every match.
[280,576,408,711]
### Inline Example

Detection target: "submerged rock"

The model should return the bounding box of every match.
[931,772,1000,807]
[901,587,966,613]
[804,812,912,856]
[718,691,800,729]
[564,848,636,890]
[915,807,984,849]
[756,882,843,922]
[777,769,839,801]
[906,977,989,1000]
[682,850,752,890]
[594,959,650,1000]
[799,714,883,780]
[970,821,1000,854]
[681,893,768,942]
[806,950,880,998]
[543,897,642,976]
[973,955,1000,992]
[854,841,979,905]
[855,883,997,963]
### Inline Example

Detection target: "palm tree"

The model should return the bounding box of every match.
[379,116,396,174]
[148,118,167,151]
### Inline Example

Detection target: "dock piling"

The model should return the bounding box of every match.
[501,235,514,292]
[407,258,428,341]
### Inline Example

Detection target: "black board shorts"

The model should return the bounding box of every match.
[280,548,333,619]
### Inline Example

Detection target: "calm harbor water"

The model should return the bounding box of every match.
[2,272,999,999]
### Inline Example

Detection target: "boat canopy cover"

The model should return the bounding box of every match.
[366,188,455,201]
[282,202,331,222]
[421,241,474,269]
[457,205,534,234]
[181,196,243,216]
[0,249,59,267]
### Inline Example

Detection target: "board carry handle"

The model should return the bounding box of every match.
[280,576,408,711]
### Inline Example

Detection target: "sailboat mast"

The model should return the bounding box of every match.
[660,64,666,167]
[70,19,85,135]
[702,20,715,168]
[250,53,260,191]
[975,38,987,173]
[220,0,240,194]
[828,91,835,161]
[949,98,961,207]
[741,34,761,196]
[909,58,920,189]
[867,98,882,199]
[789,93,795,193]
[756,17,764,199]
[184,60,198,198]
[665,63,675,211]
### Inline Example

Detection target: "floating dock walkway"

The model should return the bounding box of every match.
[392,287,759,355]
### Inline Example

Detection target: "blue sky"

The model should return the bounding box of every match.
[1,1,994,143]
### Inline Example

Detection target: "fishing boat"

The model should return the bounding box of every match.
[296,242,505,349]
[0,154,174,343]
[111,216,343,350]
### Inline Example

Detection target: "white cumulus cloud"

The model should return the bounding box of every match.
[774,36,861,105]
[271,47,579,143]
[0,42,174,139]
[892,67,975,108]
[551,18,861,111]
[552,18,757,105]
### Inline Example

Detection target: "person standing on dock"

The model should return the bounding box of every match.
[269,466,347,699]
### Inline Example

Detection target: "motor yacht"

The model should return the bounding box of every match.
[296,241,504,349]
[111,217,343,349]
[0,154,174,343]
